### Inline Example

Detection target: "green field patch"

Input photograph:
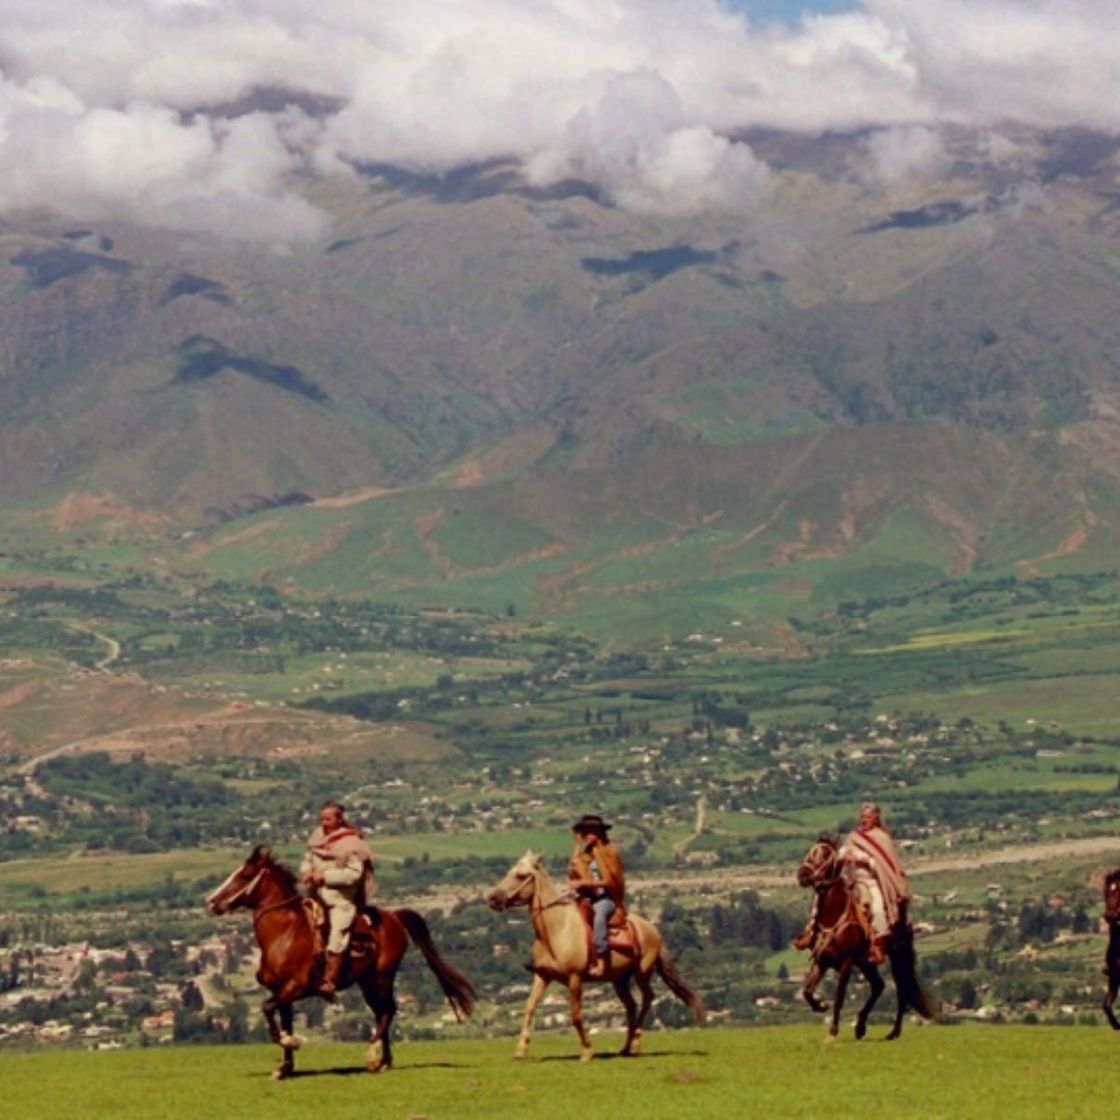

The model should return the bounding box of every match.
[0,847,246,904]
[426,501,557,569]
[915,762,1117,796]
[902,671,1120,737]
[374,828,571,864]
[863,626,1028,653]
[4,1026,1119,1120]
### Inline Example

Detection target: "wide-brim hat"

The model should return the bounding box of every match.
[572,813,612,834]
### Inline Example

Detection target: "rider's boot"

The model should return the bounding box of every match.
[319,951,344,999]
[587,950,606,978]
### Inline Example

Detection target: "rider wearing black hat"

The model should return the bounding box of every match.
[568,814,626,977]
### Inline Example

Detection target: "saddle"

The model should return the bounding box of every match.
[303,897,380,965]
[576,899,637,956]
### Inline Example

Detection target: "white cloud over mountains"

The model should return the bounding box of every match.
[0,0,1116,240]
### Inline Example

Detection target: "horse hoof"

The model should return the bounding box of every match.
[271,1068,290,1081]
[580,1050,594,1063]
[366,1061,386,1074]
[278,1033,302,1050]
[823,1033,838,1044]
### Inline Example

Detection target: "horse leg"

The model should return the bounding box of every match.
[854,962,884,1041]
[613,974,639,1057]
[358,969,398,1072]
[886,950,906,1040]
[514,972,549,1059]
[1104,973,1120,1030]
[801,959,829,1014]
[828,960,853,1040]
[567,973,593,1062]
[262,996,297,1080]
[629,970,655,1057]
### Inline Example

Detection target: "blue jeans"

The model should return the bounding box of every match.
[592,897,615,955]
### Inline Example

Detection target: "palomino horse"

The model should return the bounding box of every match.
[1103,869,1120,1029]
[796,835,939,1040]
[485,850,705,1062]
[206,845,475,1079]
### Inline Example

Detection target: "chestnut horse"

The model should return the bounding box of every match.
[485,851,705,1062]
[206,845,475,1079]
[1103,869,1120,1029]
[796,835,939,1040]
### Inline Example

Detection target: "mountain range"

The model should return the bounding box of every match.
[4,124,1120,637]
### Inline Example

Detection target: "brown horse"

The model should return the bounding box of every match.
[796,835,939,1040]
[485,851,705,1061]
[206,845,476,1079]
[1103,868,1120,1030]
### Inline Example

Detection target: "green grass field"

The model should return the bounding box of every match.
[6,1024,1117,1120]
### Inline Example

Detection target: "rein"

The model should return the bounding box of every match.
[509,864,575,962]
[252,892,304,925]
[801,843,863,951]
[226,866,302,927]
[814,882,862,946]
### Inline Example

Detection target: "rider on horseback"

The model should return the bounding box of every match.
[793,802,910,964]
[568,813,626,977]
[300,799,376,997]
[840,802,910,963]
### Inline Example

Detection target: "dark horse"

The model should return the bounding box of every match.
[796,835,939,1040]
[1104,869,1120,1029]
[206,845,476,1079]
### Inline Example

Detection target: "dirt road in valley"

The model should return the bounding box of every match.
[396,834,1120,913]
[636,835,1120,895]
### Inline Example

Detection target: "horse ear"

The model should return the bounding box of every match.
[250,844,272,863]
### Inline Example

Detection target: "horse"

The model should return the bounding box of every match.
[795,835,939,1040]
[206,844,476,1079]
[1103,868,1120,1029]
[484,850,705,1062]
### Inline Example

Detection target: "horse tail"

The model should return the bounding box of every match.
[395,908,477,1021]
[656,948,706,1024]
[892,925,941,1022]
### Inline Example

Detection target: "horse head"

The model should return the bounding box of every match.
[1105,869,1120,925]
[206,844,274,915]
[797,833,840,888]
[485,850,543,911]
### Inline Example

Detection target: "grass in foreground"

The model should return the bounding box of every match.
[5,1023,1118,1120]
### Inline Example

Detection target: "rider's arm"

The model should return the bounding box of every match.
[321,851,365,888]
[597,846,624,903]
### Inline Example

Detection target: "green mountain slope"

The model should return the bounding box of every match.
[4,126,1120,630]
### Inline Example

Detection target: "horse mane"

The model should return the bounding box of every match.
[251,844,299,894]
[1105,868,1120,888]
[816,831,840,847]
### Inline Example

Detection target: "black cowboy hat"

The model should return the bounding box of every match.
[572,813,612,834]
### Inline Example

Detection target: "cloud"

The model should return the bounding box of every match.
[857,126,948,187]
[0,1,1116,240]
[523,70,772,214]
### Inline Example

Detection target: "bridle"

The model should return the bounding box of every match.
[213,864,301,926]
[500,862,574,916]
[799,840,840,888]
[799,839,865,951]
